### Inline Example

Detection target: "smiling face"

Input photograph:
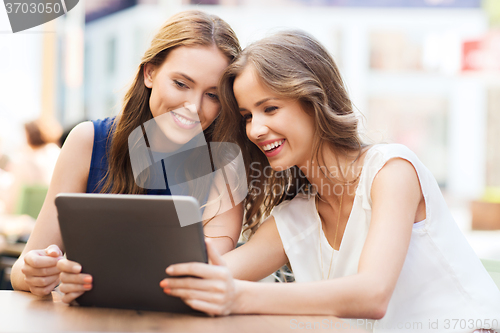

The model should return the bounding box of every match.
[234,65,316,171]
[144,45,229,150]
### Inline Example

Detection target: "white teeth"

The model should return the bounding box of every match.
[263,140,284,152]
[173,112,196,125]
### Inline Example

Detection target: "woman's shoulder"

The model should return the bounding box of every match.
[64,121,94,149]
[89,117,117,139]
[48,121,95,191]
[360,143,430,202]
[365,143,419,164]
[90,117,116,128]
[361,143,422,177]
[63,117,117,150]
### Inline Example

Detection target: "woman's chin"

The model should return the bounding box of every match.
[268,161,291,173]
[147,128,202,152]
[165,132,202,146]
[159,123,203,142]
[152,115,203,143]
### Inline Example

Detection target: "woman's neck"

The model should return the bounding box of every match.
[147,130,183,153]
[297,144,366,202]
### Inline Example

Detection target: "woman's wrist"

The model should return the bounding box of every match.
[10,260,27,291]
[231,279,254,314]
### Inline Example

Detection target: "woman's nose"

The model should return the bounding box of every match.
[248,116,269,141]
[183,102,200,119]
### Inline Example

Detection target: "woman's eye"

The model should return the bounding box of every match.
[206,92,219,101]
[241,114,252,122]
[264,106,278,113]
[174,80,188,89]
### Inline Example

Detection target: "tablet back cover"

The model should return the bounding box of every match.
[56,194,207,313]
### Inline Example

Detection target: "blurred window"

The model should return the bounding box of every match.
[187,0,219,4]
[85,0,137,23]
[107,37,116,76]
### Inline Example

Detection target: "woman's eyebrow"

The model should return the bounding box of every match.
[173,72,218,90]
[238,97,279,112]
[173,72,195,84]
[255,97,278,107]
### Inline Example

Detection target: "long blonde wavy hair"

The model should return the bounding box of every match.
[215,30,366,237]
[101,10,241,194]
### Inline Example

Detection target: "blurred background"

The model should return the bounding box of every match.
[0,0,499,280]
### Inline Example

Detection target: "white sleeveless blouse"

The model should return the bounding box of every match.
[272,144,500,332]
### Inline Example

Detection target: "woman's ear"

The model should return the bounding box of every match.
[143,63,155,88]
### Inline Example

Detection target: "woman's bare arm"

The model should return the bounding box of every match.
[201,170,244,255]
[163,158,423,318]
[10,122,94,293]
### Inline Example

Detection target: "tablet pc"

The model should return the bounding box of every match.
[55,193,207,313]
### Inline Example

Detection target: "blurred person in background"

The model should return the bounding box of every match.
[0,137,11,252]
[0,137,14,214]
[4,118,62,215]
[0,137,10,171]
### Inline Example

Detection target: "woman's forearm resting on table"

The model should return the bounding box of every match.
[234,273,390,319]
[11,258,29,291]
[164,253,391,318]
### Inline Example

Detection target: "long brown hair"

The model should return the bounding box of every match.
[101,10,241,194]
[215,30,365,237]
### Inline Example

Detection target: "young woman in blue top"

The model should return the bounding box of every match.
[11,10,243,304]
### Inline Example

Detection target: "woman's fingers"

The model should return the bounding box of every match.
[58,279,92,294]
[166,286,233,316]
[60,291,85,305]
[21,263,61,277]
[59,271,92,285]
[170,289,231,316]
[166,261,230,280]
[28,279,60,296]
[58,260,92,290]
[184,299,230,316]
[22,246,63,277]
[45,244,63,258]
[58,278,92,304]
[22,248,63,296]
[161,239,237,315]
[160,276,227,293]
[57,259,82,274]
[23,250,61,269]
[166,287,224,303]
[165,240,227,278]
[56,259,92,304]
[24,273,60,288]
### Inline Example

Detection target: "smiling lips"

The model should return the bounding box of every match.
[262,139,285,152]
[171,111,199,129]
[259,139,286,157]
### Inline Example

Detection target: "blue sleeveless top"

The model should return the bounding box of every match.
[85,117,172,195]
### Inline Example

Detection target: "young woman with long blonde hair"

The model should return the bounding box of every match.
[163,30,500,333]
[11,10,243,304]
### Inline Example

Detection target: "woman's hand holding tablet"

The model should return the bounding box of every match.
[160,239,240,316]
[57,258,93,304]
[21,244,64,296]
